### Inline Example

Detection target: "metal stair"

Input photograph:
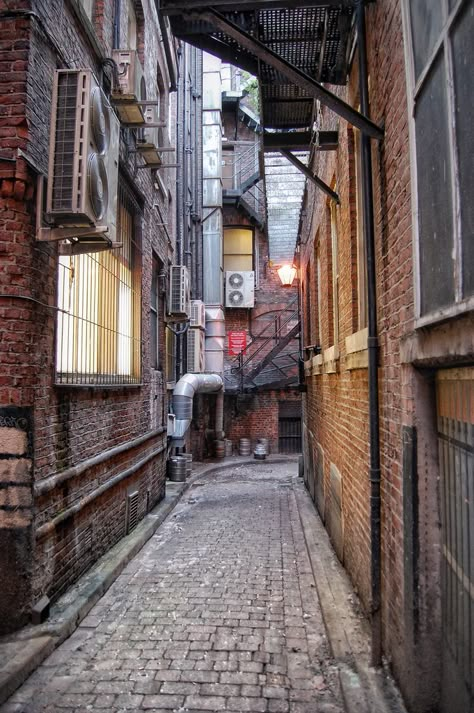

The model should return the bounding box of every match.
[224,301,301,393]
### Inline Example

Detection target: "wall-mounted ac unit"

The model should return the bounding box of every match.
[112,49,145,124]
[40,69,119,251]
[190,299,206,329]
[187,327,205,373]
[225,271,255,308]
[136,105,162,166]
[168,265,190,321]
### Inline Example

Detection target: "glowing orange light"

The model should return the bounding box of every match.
[277,264,297,287]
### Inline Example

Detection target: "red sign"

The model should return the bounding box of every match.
[228,330,247,356]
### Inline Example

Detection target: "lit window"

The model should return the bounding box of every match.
[56,184,141,385]
[223,227,253,272]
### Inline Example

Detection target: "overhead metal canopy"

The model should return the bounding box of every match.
[160,0,363,135]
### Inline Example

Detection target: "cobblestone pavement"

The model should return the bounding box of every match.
[1,462,345,713]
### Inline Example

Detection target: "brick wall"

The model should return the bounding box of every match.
[0,0,175,631]
[298,1,438,708]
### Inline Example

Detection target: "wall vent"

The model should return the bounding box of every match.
[126,490,140,534]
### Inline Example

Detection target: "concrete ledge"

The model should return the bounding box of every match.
[294,478,407,713]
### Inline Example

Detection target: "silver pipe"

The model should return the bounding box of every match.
[171,372,223,445]
[215,390,224,440]
[205,306,225,374]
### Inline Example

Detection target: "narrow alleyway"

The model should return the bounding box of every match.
[0,462,402,713]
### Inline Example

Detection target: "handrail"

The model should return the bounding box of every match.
[225,299,299,376]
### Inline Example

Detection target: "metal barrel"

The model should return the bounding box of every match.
[214,440,225,459]
[254,443,266,460]
[257,437,269,455]
[239,438,251,456]
[224,439,233,457]
[168,455,186,482]
[184,452,192,475]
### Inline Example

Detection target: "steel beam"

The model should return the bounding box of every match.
[263,131,338,151]
[279,149,339,203]
[162,0,356,13]
[194,9,383,140]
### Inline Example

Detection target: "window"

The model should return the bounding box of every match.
[403,0,474,320]
[151,256,164,370]
[223,227,253,272]
[354,129,368,330]
[327,194,339,347]
[56,184,142,385]
[79,0,94,20]
[304,262,312,346]
[166,327,176,384]
[127,0,137,49]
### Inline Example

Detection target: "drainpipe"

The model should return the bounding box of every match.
[171,373,224,447]
[356,0,382,667]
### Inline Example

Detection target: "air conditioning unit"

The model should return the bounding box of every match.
[136,105,162,166]
[42,69,119,251]
[168,265,190,321]
[112,49,146,124]
[225,271,255,308]
[187,327,205,373]
[190,300,206,329]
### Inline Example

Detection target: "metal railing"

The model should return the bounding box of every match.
[222,142,260,191]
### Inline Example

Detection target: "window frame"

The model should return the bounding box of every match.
[402,0,474,326]
[223,226,254,273]
[55,182,142,387]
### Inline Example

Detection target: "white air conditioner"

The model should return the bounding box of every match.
[112,49,145,124]
[136,105,162,166]
[190,299,206,329]
[187,327,205,373]
[225,271,255,308]
[42,69,119,251]
[168,265,190,321]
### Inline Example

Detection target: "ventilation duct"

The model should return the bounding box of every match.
[171,373,223,446]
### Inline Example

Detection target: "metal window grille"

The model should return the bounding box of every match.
[56,183,142,385]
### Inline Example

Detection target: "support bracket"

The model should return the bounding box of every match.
[279,149,339,204]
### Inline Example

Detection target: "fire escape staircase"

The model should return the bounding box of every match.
[224,301,301,394]
[223,143,266,230]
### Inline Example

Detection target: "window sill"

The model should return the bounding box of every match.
[323,345,339,374]
[54,383,143,390]
[414,297,474,330]
[345,327,368,370]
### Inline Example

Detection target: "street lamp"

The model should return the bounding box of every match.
[277,264,297,287]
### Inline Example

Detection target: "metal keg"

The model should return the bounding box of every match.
[168,455,186,482]
[257,437,269,455]
[254,443,266,460]
[214,440,225,459]
[224,439,233,457]
[239,438,251,456]
[184,452,192,476]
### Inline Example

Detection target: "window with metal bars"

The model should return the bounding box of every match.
[55,183,142,385]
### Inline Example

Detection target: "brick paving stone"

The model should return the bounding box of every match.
[0,462,344,713]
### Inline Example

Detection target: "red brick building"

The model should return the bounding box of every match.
[298,2,474,712]
[0,0,191,633]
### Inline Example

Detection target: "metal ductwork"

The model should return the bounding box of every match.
[205,306,225,375]
[171,372,223,446]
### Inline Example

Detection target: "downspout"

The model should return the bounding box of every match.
[356,0,382,667]
[171,373,223,447]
